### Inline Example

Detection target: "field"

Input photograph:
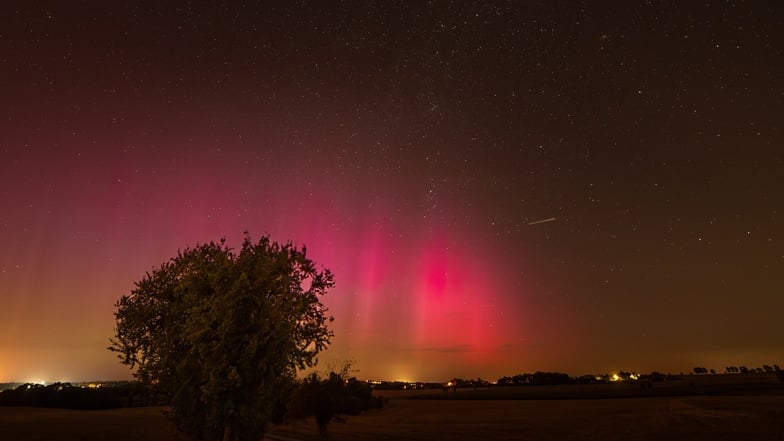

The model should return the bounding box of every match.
[0,406,180,441]
[1,374,783,440]
[272,392,784,441]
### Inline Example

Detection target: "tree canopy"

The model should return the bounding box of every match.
[109,234,334,441]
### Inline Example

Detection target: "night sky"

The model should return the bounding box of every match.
[1,2,782,383]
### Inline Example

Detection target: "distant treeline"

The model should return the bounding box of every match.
[0,382,163,409]
[372,381,446,391]
[495,371,679,386]
[365,372,681,392]
[430,371,679,390]
[0,374,384,436]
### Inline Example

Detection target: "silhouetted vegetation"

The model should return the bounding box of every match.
[109,234,334,441]
[491,366,781,390]
[286,364,383,436]
[495,372,574,386]
[0,382,157,409]
[640,372,677,382]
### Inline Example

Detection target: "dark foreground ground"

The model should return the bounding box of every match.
[0,406,180,441]
[2,374,782,441]
[275,393,784,441]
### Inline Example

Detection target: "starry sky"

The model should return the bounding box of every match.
[1,2,782,383]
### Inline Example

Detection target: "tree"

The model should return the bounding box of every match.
[496,376,514,386]
[529,371,571,385]
[286,373,336,436]
[285,361,379,437]
[109,235,334,441]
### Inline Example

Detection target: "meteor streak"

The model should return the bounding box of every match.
[528,217,556,226]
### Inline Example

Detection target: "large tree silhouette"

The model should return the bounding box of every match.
[109,234,334,441]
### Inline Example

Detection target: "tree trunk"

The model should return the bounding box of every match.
[222,422,232,441]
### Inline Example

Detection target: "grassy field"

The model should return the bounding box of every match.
[270,394,784,441]
[2,374,782,440]
[0,406,180,441]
